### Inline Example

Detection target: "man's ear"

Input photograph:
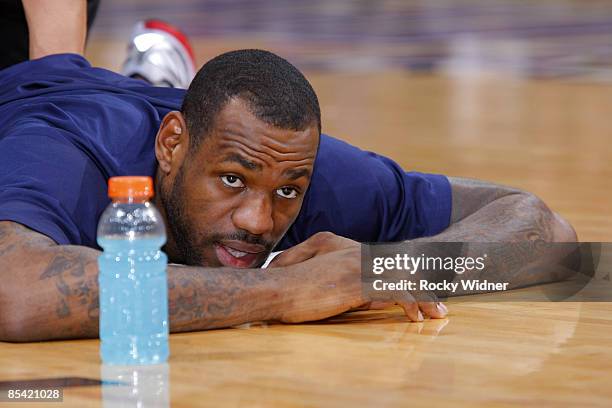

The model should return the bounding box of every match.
[155,111,189,174]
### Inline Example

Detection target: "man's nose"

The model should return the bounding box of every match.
[232,192,274,236]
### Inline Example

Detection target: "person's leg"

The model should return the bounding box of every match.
[0,0,100,70]
[23,0,87,59]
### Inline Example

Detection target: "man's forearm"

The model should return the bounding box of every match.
[412,192,578,295]
[166,264,282,332]
[0,228,284,342]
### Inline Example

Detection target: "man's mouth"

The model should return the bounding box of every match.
[213,241,266,268]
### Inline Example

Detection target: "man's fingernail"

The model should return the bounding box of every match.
[417,310,424,321]
[437,302,448,314]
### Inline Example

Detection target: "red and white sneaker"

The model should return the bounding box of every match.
[121,19,196,89]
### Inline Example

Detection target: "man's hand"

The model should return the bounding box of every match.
[269,231,356,267]
[271,232,448,323]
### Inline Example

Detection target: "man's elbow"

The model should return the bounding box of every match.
[551,211,578,243]
[0,291,32,343]
[521,192,578,243]
[0,275,45,342]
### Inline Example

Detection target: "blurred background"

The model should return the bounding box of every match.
[86,0,612,241]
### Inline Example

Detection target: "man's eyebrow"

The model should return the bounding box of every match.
[221,153,262,171]
[283,168,311,180]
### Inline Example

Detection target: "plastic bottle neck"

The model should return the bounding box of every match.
[112,196,150,204]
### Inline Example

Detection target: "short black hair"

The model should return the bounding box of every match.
[181,49,321,150]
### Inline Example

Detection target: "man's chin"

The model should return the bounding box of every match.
[213,243,266,269]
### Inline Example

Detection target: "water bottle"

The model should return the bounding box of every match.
[97,176,169,365]
[101,364,170,407]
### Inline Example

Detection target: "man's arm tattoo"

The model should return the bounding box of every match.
[414,183,577,294]
[39,249,100,324]
[1,221,280,340]
[168,265,274,331]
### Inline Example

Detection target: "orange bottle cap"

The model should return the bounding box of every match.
[108,176,154,199]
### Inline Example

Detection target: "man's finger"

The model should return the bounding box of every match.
[418,301,448,319]
[396,292,422,322]
[268,247,313,268]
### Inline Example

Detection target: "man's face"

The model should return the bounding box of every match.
[158,98,319,268]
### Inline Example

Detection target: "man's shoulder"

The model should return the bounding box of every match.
[0,53,185,109]
[0,54,185,172]
[315,134,391,182]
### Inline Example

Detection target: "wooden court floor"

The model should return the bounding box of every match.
[1,1,611,407]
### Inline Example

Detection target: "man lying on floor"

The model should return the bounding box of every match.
[0,48,576,342]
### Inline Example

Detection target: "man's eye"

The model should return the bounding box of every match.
[221,175,245,188]
[276,187,298,199]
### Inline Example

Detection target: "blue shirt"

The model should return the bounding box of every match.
[0,54,451,250]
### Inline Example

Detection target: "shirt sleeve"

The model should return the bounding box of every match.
[277,134,452,249]
[0,123,108,246]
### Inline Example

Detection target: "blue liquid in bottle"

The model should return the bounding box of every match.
[97,177,169,365]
